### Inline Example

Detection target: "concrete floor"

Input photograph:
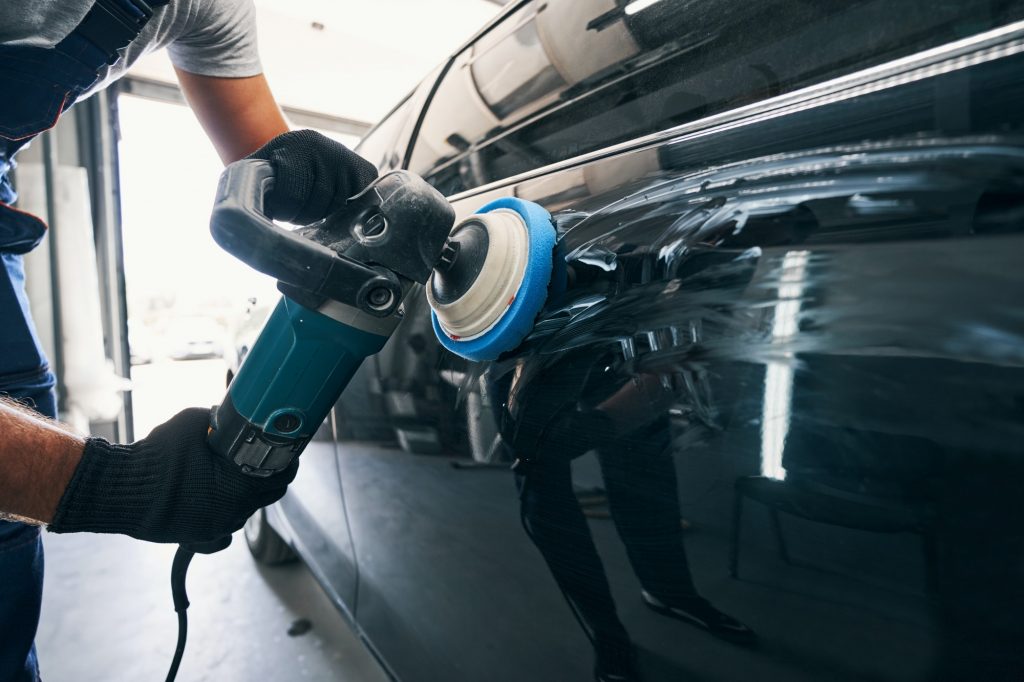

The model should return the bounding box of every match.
[37,530,389,682]
[35,358,388,682]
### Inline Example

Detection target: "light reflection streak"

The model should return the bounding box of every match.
[761,250,810,481]
[624,0,667,16]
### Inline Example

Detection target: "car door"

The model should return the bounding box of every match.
[274,414,360,607]
[338,1,1024,681]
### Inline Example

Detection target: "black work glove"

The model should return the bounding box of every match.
[246,129,378,225]
[49,408,297,544]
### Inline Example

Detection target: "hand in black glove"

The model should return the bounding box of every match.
[48,408,297,544]
[246,129,378,224]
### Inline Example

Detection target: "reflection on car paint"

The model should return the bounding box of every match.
[469,135,1024,680]
[310,6,1024,682]
[520,138,1024,365]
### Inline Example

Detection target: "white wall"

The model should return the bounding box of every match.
[131,0,500,125]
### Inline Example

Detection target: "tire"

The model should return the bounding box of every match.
[243,507,297,565]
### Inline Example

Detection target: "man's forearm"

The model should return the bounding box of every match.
[0,398,84,525]
[174,69,290,163]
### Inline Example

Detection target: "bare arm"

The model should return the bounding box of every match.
[0,399,84,525]
[174,68,289,164]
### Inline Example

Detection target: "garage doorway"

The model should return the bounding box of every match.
[117,94,280,436]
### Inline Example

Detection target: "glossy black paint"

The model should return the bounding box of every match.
[271,3,1024,681]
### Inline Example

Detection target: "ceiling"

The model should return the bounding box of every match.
[131,0,502,125]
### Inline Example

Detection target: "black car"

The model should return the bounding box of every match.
[242,1,1024,680]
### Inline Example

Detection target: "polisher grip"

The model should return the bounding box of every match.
[210,159,401,313]
[211,160,338,291]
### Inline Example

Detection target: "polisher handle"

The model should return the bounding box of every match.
[209,159,401,312]
[210,160,335,290]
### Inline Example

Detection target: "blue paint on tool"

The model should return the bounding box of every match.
[432,197,557,362]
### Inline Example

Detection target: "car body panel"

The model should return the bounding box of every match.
[274,417,360,609]
[271,4,1024,681]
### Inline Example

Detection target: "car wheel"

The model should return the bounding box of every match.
[243,508,297,565]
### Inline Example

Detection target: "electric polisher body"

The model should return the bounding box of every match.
[207,162,453,476]
[207,160,561,478]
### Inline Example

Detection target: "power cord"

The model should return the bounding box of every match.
[165,537,232,682]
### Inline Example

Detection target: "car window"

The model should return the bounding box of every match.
[409,0,1024,196]
[355,95,415,172]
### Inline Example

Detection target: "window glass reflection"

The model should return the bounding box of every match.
[355,95,414,171]
[470,9,565,120]
[410,0,1024,196]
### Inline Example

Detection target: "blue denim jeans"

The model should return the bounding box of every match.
[0,522,43,682]
[0,255,57,682]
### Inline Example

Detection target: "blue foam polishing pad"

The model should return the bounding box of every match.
[431,198,557,362]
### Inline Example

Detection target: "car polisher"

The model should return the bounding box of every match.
[163,160,559,682]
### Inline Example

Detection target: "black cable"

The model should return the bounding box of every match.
[166,547,196,682]
[166,609,188,682]
[165,536,232,682]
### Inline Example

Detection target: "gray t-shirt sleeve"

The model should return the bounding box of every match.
[167,0,262,78]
